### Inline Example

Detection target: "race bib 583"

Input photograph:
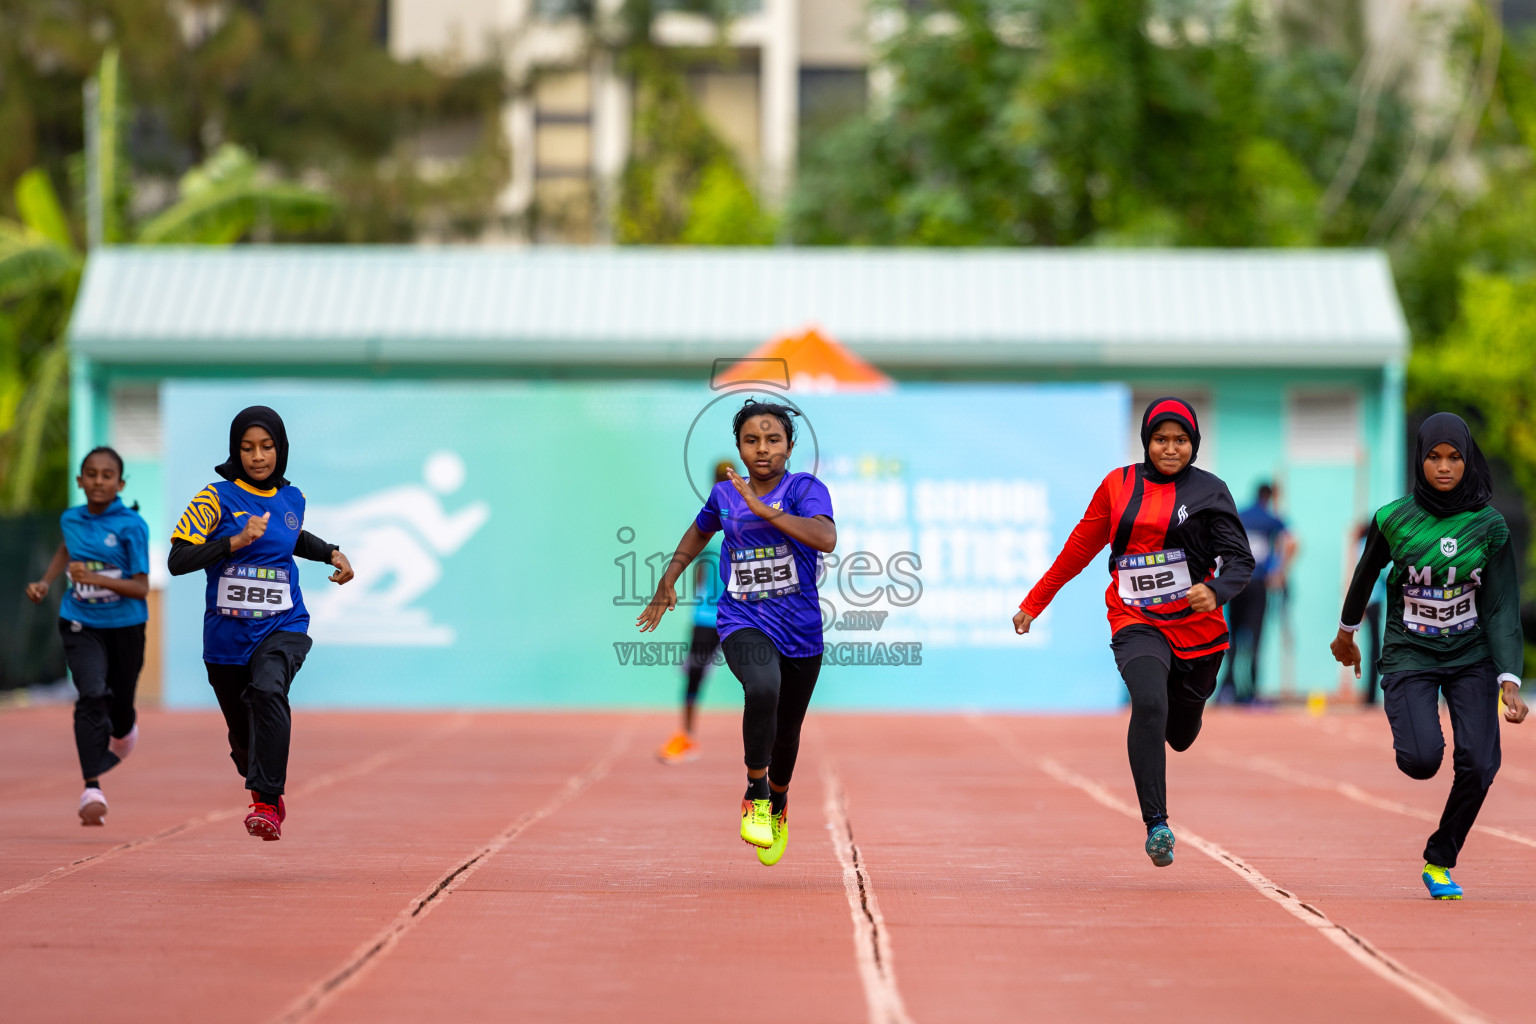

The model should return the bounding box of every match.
[727,544,800,602]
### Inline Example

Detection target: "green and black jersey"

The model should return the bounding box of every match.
[1341,495,1523,679]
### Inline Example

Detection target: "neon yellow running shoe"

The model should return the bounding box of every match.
[1422,863,1463,900]
[740,798,773,848]
[758,808,788,866]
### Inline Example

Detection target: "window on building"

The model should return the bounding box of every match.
[534,68,596,240]
[687,62,762,179]
[1286,390,1359,463]
[112,386,160,460]
[799,68,867,158]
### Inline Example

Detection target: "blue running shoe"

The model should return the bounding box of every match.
[1145,824,1175,867]
[1422,863,1462,900]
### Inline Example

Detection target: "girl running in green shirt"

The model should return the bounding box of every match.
[1332,413,1527,899]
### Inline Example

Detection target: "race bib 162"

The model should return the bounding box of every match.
[1116,549,1193,608]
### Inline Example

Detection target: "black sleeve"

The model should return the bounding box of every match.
[1339,520,1392,628]
[294,530,339,563]
[167,536,232,576]
[1480,538,1525,680]
[1206,512,1255,607]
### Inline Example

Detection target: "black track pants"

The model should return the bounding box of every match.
[59,620,145,782]
[722,628,821,788]
[1381,660,1501,868]
[204,630,312,797]
[1112,625,1224,826]
[1219,582,1267,702]
[683,624,720,705]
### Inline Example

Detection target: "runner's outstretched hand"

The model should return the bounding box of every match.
[24,580,48,603]
[1329,629,1362,679]
[1013,609,1034,635]
[1502,680,1529,724]
[636,579,677,632]
[328,549,354,585]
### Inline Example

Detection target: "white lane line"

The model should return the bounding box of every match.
[273,722,634,1024]
[965,716,1495,1024]
[0,714,474,903]
[822,762,914,1024]
[1208,750,1536,851]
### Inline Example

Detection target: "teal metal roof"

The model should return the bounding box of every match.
[70,246,1408,368]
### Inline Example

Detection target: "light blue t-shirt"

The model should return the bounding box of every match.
[693,537,723,628]
[59,499,150,629]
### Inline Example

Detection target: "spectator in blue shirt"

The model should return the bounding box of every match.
[1218,482,1296,703]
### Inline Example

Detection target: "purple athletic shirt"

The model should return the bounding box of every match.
[694,472,834,658]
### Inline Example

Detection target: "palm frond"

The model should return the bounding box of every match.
[0,227,80,305]
[136,179,335,245]
[0,337,69,513]
[14,170,76,253]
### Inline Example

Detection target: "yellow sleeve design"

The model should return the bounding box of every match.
[171,486,222,545]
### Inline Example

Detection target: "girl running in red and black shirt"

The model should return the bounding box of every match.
[1013,398,1254,867]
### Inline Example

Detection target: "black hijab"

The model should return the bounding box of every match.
[215,406,290,491]
[1139,396,1201,484]
[1413,412,1492,517]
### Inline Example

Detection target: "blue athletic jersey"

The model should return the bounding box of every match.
[59,499,150,628]
[694,472,834,658]
[692,537,723,628]
[171,479,310,664]
[1239,503,1288,582]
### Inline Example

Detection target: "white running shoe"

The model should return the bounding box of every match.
[78,787,108,826]
[108,724,138,762]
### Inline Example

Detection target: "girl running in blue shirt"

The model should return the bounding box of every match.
[639,400,835,866]
[26,447,150,826]
[167,407,353,841]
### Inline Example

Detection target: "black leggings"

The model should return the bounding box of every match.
[722,628,822,788]
[205,630,312,797]
[59,620,145,782]
[684,624,720,705]
[1112,626,1223,826]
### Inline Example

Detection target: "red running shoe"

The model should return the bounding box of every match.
[245,801,282,841]
[249,791,287,823]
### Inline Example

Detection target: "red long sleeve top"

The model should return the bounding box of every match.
[1020,465,1255,660]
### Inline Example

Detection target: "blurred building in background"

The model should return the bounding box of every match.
[388,0,868,241]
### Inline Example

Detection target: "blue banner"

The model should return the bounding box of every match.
[162,380,1129,710]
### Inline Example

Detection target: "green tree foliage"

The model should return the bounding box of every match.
[788,0,1413,246]
[0,47,335,514]
[608,1,770,244]
[0,0,506,241]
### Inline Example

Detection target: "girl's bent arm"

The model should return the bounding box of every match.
[1481,539,1525,683]
[168,537,232,576]
[761,511,835,553]
[1204,512,1256,606]
[637,524,716,632]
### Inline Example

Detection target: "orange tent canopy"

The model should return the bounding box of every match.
[714,326,893,393]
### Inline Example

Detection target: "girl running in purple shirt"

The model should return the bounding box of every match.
[638,399,836,866]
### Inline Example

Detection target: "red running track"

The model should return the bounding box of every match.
[3,704,1535,1023]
